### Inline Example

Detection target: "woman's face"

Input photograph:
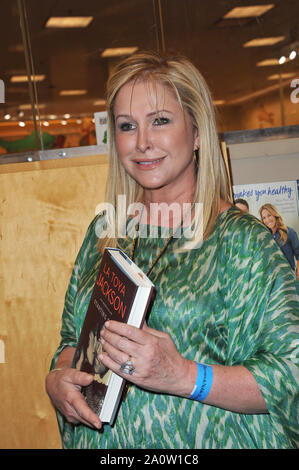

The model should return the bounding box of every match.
[113,79,199,198]
[261,209,277,233]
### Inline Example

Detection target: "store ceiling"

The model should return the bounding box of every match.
[1,0,299,121]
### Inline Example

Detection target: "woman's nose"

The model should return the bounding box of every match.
[136,127,152,152]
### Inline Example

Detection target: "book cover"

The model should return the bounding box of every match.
[72,247,154,425]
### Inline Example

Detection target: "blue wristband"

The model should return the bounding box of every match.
[189,362,213,401]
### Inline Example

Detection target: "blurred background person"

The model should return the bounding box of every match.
[234,198,249,213]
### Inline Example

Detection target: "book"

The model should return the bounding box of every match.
[72,247,155,425]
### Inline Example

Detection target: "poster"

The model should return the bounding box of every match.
[233,180,299,234]
[94,111,108,153]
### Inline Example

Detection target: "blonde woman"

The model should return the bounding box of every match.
[260,203,299,278]
[46,52,299,449]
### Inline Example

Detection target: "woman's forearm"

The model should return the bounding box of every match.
[196,363,268,414]
[52,346,76,369]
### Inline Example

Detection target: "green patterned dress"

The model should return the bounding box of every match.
[51,207,299,449]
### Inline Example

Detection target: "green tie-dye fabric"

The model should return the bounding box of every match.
[51,207,299,449]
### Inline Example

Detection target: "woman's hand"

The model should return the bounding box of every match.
[45,349,102,430]
[100,321,196,397]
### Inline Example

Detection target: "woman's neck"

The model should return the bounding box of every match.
[142,187,195,227]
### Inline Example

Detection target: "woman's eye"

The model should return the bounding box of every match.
[153,116,169,126]
[119,122,135,131]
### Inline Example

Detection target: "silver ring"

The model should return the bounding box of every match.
[120,359,135,375]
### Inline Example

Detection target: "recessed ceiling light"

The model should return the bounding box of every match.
[49,114,57,120]
[59,89,87,96]
[45,17,93,28]
[61,120,67,125]
[63,113,71,119]
[223,5,274,19]
[18,121,26,127]
[101,47,138,58]
[4,114,11,120]
[267,73,295,80]
[256,59,279,66]
[10,74,46,82]
[289,50,297,60]
[243,36,285,47]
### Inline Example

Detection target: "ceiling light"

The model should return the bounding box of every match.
[267,73,295,80]
[93,99,106,106]
[256,59,279,66]
[45,17,93,28]
[101,47,138,58]
[63,113,71,119]
[224,5,274,19]
[61,120,67,125]
[59,89,87,96]
[18,121,25,127]
[49,114,57,120]
[279,56,286,65]
[243,36,285,47]
[19,103,46,110]
[10,74,45,83]
[289,50,297,60]
[43,121,49,126]
[4,114,11,120]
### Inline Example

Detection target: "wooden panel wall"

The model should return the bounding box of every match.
[0,155,108,448]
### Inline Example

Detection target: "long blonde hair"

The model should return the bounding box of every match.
[98,51,231,253]
[259,203,288,244]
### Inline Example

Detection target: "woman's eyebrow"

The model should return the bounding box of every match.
[115,109,173,120]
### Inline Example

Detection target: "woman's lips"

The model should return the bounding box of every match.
[135,156,165,169]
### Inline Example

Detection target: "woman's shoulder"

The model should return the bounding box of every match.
[218,206,270,239]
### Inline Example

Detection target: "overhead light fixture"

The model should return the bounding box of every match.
[224,5,274,19]
[63,113,71,119]
[93,99,106,106]
[256,58,279,66]
[4,114,11,120]
[267,73,295,80]
[59,89,87,96]
[19,103,46,110]
[61,120,67,125]
[10,74,46,82]
[243,36,285,47]
[18,121,26,127]
[101,47,138,58]
[45,17,93,28]
[43,121,49,127]
[49,114,57,120]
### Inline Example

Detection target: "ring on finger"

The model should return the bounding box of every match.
[120,356,135,375]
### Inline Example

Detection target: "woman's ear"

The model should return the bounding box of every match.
[193,131,200,152]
